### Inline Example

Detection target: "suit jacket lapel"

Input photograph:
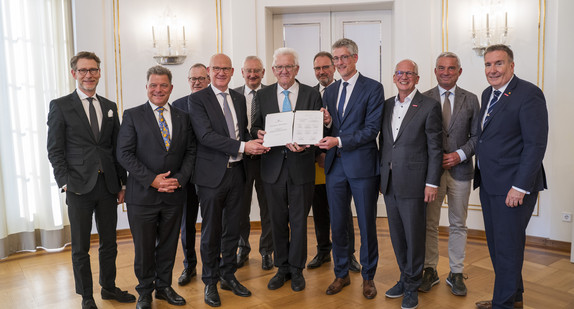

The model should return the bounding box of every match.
[72,90,98,142]
[396,91,424,141]
[450,87,465,132]
[340,74,364,125]
[168,103,181,151]
[230,90,244,140]
[96,95,111,140]
[482,77,519,131]
[206,87,232,137]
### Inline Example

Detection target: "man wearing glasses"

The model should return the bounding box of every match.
[317,38,384,300]
[379,59,442,309]
[251,47,322,292]
[232,56,274,271]
[47,51,136,309]
[172,63,210,286]
[189,53,267,307]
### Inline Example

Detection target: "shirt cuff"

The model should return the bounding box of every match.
[239,141,245,154]
[512,186,530,194]
[455,149,467,162]
[337,137,342,148]
[426,183,438,188]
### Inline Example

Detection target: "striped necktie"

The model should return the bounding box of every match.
[483,90,501,126]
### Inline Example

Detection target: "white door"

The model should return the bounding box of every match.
[273,10,391,217]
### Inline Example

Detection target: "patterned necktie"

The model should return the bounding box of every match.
[282,90,292,112]
[442,90,451,129]
[338,82,349,120]
[156,106,171,150]
[87,97,99,140]
[220,93,236,140]
[249,90,256,129]
[483,90,501,126]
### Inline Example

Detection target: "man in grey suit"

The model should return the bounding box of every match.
[380,59,442,309]
[233,56,274,271]
[419,52,480,296]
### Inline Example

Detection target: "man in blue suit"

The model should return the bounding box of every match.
[317,38,384,299]
[474,45,548,309]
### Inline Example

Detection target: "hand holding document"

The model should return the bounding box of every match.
[263,111,323,147]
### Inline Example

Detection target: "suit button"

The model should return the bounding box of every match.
[479,140,482,143]
[392,145,396,148]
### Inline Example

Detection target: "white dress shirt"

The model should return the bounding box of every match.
[77,89,102,130]
[277,81,299,112]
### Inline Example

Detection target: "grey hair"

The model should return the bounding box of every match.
[394,59,419,75]
[272,47,299,67]
[332,38,358,55]
[436,52,461,68]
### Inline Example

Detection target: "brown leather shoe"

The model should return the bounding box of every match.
[362,280,377,299]
[475,300,524,309]
[326,275,350,295]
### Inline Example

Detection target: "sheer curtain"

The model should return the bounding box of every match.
[0,0,74,258]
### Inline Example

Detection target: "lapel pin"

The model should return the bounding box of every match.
[108,110,113,117]
[412,104,418,107]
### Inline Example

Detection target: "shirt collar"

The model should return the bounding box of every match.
[438,85,457,96]
[492,75,514,94]
[342,71,360,86]
[210,84,229,96]
[244,84,262,96]
[395,88,418,105]
[148,101,170,112]
[76,88,97,101]
[277,80,299,95]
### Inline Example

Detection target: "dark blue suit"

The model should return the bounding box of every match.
[474,76,548,309]
[323,73,384,280]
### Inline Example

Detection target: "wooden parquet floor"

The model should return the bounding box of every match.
[1,218,573,308]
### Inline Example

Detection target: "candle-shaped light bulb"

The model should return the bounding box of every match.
[486,13,490,34]
[182,26,186,47]
[167,25,171,47]
[472,15,475,35]
[152,26,156,47]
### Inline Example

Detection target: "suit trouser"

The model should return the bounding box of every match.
[127,202,182,296]
[480,186,536,309]
[238,155,273,256]
[326,156,379,280]
[264,162,314,273]
[383,173,426,292]
[180,184,199,269]
[310,184,356,257]
[66,173,118,297]
[424,170,471,273]
[197,165,245,285]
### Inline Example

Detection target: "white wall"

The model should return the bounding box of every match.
[73,0,574,244]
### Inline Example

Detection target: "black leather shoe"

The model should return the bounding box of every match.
[220,277,252,297]
[262,254,274,270]
[101,287,136,303]
[349,254,361,273]
[82,298,97,309]
[204,284,221,307]
[178,267,196,286]
[155,287,185,306]
[307,253,331,269]
[135,294,152,309]
[237,253,249,268]
[291,270,305,292]
[268,271,291,290]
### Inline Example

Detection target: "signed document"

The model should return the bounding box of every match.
[263,111,323,147]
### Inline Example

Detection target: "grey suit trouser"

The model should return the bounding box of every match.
[424,170,471,273]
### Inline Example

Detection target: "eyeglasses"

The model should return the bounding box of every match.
[189,76,207,82]
[313,65,333,72]
[211,66,232,73]
[273,65,297,72]
[332,54,354,62]
[76,68,100,76]
[244,68,263,74]
[395,71,417,78]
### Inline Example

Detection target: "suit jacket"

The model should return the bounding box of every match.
[47,90,126,194]
[473,76,548,194]
[173,94,191,113]
[423,86,480,181]
[189,86,250,188]
[379,91,443,198]
[323,73,384,178]
[116,102,196,205]
[233,84,267,95]
[251,82,322,184]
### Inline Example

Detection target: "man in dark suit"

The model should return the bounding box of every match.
[252,47,322,292]
[317,38,384,299]
[380,59,442,309]
[308,51,360,272]
[420,52,480,296]
[232,55,273,271]
[117,65,196,309]
[47,51,135,309]
[189,53,267,307]
[172,63,210,286]
[474,45,548,309]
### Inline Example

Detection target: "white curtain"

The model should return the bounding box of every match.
[0,0,75,258]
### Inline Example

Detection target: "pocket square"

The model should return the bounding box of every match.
[108,110,114,117]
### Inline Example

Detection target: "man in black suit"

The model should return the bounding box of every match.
[380,60,442,309]
[117,65,196,309]
[307,51,360,272]
[172,63,210,286]
[252,47,322,292]
[474,45,548,309]
[232,56,273,270]
[189,53,267,307]
[47,51,135,309]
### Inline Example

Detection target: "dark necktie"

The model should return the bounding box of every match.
[338,82,349,120]
[483,90,501,126]
[87,97,99,141]
[442,90,451,129]
[249,90,256,129]
[156,106,171,150]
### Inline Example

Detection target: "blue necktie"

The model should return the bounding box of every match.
[156,106,171,150]
[282,90,292,112]
[483,90,501,126]
[338,82,349,120]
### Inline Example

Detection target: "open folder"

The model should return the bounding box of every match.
[263,110,323,147]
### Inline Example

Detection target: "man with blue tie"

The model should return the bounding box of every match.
[317,38,384,299]
[474,45,548,309]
